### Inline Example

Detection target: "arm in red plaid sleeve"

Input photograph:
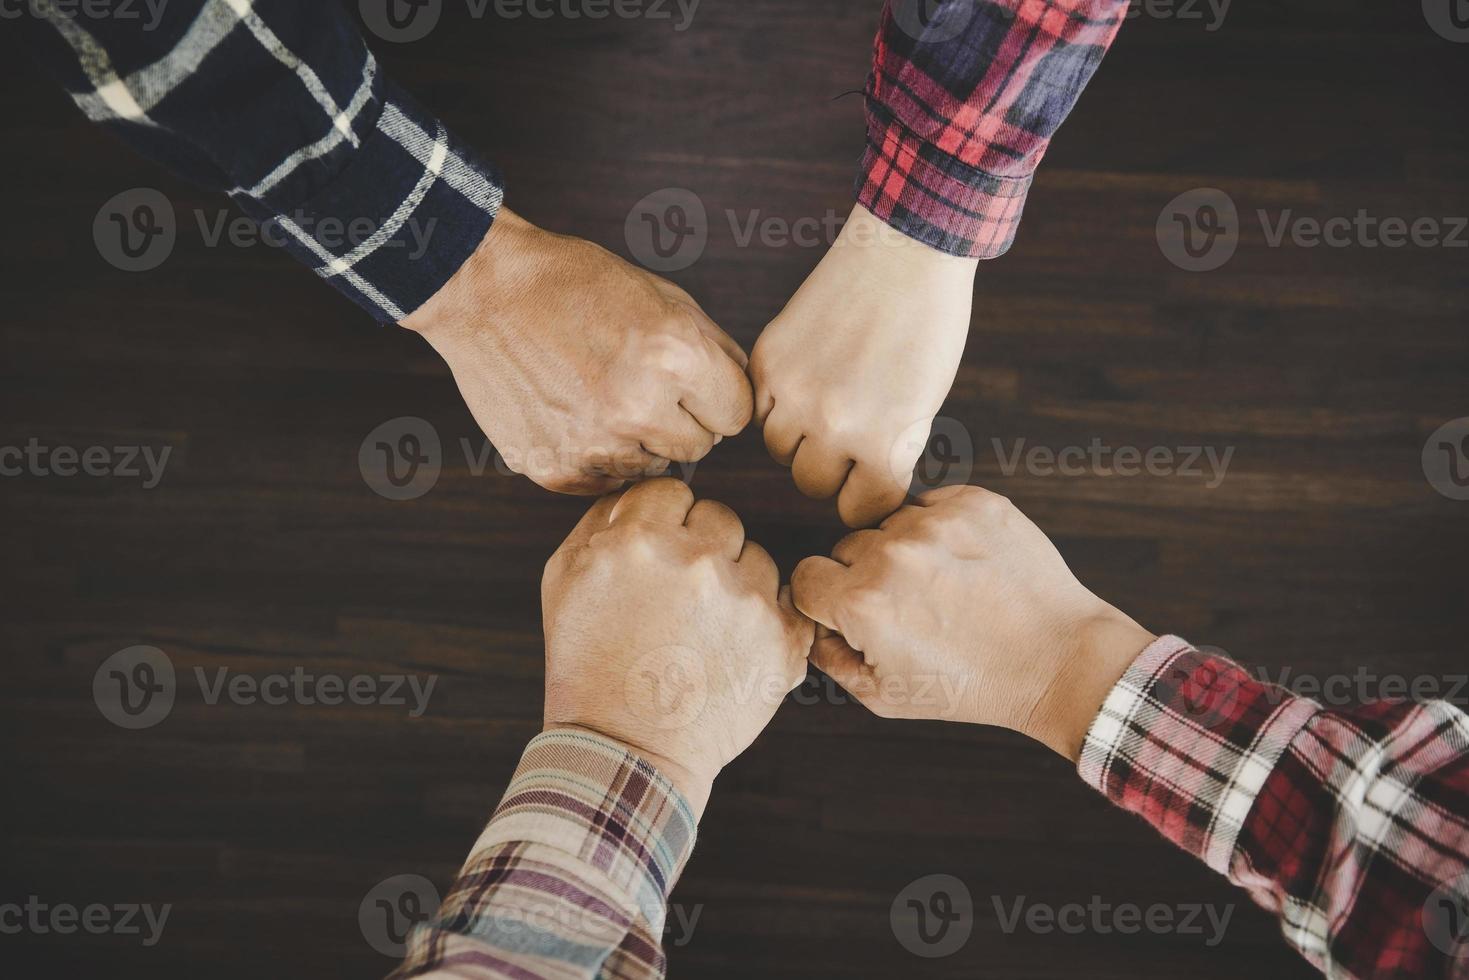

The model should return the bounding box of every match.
[859,0,1128,257]
[390,731,697,980]
[1081,636,1469,979]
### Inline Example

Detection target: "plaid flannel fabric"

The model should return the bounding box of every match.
[859,0,1127,257]
[1082,636,1469,978]
[391,731,697,979]
[25,0,502,322]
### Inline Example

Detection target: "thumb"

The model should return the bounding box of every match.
[678,310,754,437]
[790,555,852,632]
[555,491,622,555]
[810,625,878,703]
[689,307,749,370]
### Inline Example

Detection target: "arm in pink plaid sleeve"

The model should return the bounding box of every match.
[1080,636,1469,978]
[389,731,697,980]
[859,0,1127,258]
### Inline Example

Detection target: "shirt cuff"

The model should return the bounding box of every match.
[855,105,1032,260]
[231,78,503,324]
[464,730,698,931]
[1078,636,1319,874]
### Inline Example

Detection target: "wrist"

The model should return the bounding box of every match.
[834,203,981,278]
[400,206,538,342]
[542,723,715,821]
[1023,609,1155,764]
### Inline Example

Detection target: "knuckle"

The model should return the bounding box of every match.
[838,585,884,623]
[876,537,929,570]
[969,488,1014,521]
[648,322,701,377]
[607,391,658,434]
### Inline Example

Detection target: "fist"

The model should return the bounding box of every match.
[542,479,814,814]
[791,485,1154,759]
[749,204,975,527]
[404,208,752,494]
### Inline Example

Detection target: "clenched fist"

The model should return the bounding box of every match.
[403,208,753,494]
[750,204,975,527]
[792,485,1155,760]
[541,479,814,816]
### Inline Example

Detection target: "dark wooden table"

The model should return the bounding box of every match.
[2,1,1466,976]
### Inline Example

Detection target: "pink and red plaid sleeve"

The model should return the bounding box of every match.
[1081,636,1469,978]
[858,0,1127,257]
[390,730,696,980]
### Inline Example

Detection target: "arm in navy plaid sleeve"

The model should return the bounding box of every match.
[1080,636,1469,978]
[389,731,697,980]
[23,0,502,322]
[859,0,1126,257]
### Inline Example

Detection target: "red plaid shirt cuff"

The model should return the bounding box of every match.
[1080,636,1469,978]
[855,0,1127,259]
[856,107,1032,260]
[1079,636,1320,871]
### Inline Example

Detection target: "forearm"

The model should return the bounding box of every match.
[391,731,697,980]
[1075,637,1469,978]
[23,0,501,322]
[860,0,1128,257]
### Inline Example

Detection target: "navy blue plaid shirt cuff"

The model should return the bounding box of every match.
[230,80,503,324]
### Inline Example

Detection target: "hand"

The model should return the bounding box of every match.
[541,478,815,817]
[749,204,976,527]
[791,485,1155,761]
[403,208,753,494]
